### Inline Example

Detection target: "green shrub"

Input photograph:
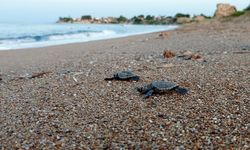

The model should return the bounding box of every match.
[117,16,128,23]
[200,14,212,19]
[244,4,250,11]
[138,15,144,19]
[81,15,92,20]
[146,20,161,25]
[175,13,190,18]
[231,11,245,17]
[59,17,73,22]
[134,18,143,24]
[132,17,144,24]
[145,15,154,20]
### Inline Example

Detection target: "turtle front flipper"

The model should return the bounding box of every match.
[105,73,118,81]
[144,90,154,98]
[174,87,188,95]
[104,77,115,80]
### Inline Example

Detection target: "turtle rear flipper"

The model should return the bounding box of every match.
[174,87,188,95]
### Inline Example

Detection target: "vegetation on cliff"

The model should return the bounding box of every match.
[117,16,128,23]
[244,4,250,11]
[57,13,196,25]
[230,4,250,17]
[57,3,250,24]
[58,17,74,23]
[175,13,190,18]
[81,15,92,20]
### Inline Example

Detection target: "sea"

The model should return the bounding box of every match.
[0,23,177,50]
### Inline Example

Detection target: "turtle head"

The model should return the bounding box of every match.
[136,86,143,92]
[136,85,150,94]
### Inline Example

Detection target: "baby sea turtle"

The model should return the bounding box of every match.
[105,70,140,81]
[137,80,188,98]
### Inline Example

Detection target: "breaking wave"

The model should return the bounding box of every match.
[0,23,177,50]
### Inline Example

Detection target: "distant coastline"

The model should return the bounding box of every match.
[56,14,211,25]
[57,3,250,25]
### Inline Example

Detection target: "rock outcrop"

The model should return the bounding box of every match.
[214,3,237,18]
[176,17,192,24]
[194,16,206,22]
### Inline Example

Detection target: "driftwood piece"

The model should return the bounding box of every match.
[14,71,52,80]
[28,71,52,79]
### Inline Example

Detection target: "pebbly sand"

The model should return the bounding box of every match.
[0,20,250,149]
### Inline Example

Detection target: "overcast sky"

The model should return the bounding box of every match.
[1,0,249,23]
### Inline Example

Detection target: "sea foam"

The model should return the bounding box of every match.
[0,23,177,50]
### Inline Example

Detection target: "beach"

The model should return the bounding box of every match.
[0,20,250,149]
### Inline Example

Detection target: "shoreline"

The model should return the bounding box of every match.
[0,28,177,73]
[0,24,177,51]
[1,21,249,149]
[0,29,167,51]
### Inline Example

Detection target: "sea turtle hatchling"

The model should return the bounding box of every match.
[105,70,140,81]
[137,80,188,98]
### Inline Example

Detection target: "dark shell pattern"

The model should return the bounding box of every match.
[117,71,136,79]
[151,80,177,91]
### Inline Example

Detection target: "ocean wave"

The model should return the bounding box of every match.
[0,24,174,50]
[0,29,102,42]
[0,29,118,50]
[49,30,116,41]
